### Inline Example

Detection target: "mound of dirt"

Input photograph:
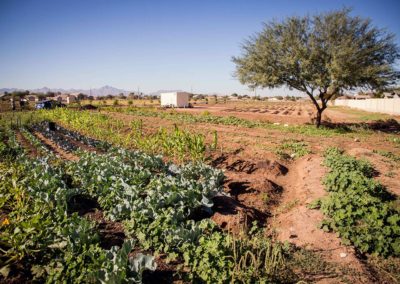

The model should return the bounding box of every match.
[212,152,288,176]
[211,195,268,233]
[209,150,288,232]
[80,104,98,110]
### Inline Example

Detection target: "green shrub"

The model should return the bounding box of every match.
[275,139,311,160]
[314,147,400,257]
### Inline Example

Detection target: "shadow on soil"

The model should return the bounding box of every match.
[323,119,400,133]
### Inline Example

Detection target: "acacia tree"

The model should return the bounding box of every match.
[233,9,399,127]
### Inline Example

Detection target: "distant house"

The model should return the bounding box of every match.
[160,92,190,108]
[26,95,44,102]
[54,94,76,104]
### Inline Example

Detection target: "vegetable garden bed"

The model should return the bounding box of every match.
[0,122,296,283]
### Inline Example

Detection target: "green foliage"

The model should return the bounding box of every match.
[316,147,400,257]
[35,108,214,162]
[178,224,290,283]
[0,135,158,283]
[275,139,311,160]
[390,136,400,147]
[129,123,209,162]
[373,149,400,163]
[233,8,400,126]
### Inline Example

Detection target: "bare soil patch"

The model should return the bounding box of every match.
[15,130,39,157]
[210,150,286,233]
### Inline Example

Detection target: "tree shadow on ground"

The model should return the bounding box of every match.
[321,119,400,133]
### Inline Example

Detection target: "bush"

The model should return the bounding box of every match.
[312,147,400,257]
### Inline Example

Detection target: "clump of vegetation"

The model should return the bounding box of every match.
[310,147,400,257]
[390,137,400,148]
[0,140,157,282]
[275,139,311,160]
[367,255,400,283]
[35,108,216,162]
[373,149,400,163]
[129,121,212,162]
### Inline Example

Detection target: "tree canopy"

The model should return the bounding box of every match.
[233,8,400,126]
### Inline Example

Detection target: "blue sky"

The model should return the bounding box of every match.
[0,0,399,96]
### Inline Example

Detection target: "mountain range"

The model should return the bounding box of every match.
[0,86,189,97]
[0,86,132,97]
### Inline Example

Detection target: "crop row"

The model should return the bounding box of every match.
[1,129,157,282]
[310,147,400,257]
[32,109,216,162]
[103,106,359,137]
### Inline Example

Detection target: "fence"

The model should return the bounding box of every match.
[333,98,400,115]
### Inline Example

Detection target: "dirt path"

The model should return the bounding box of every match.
[34,131,79,161]
[272,155,374,283]
[15,130,39,157]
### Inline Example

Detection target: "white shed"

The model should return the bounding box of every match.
[160,92,190,108]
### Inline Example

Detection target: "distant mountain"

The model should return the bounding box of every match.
[0,88,25,93]
[0,85,132,97]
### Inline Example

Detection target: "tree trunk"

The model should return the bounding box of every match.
[305,92,328,128]
[315,108,325,128]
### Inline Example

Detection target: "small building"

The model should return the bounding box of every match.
[53,94,76,104]
[160,92,190,108]
[26,95,45,102]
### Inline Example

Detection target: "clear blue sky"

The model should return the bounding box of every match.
[0,0,399,96]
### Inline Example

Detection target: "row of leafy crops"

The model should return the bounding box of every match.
[34,109,215,162]
[310,147,400,257]
[1,124,299,283]
[104,106,357,137]
[0,129,157,282]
